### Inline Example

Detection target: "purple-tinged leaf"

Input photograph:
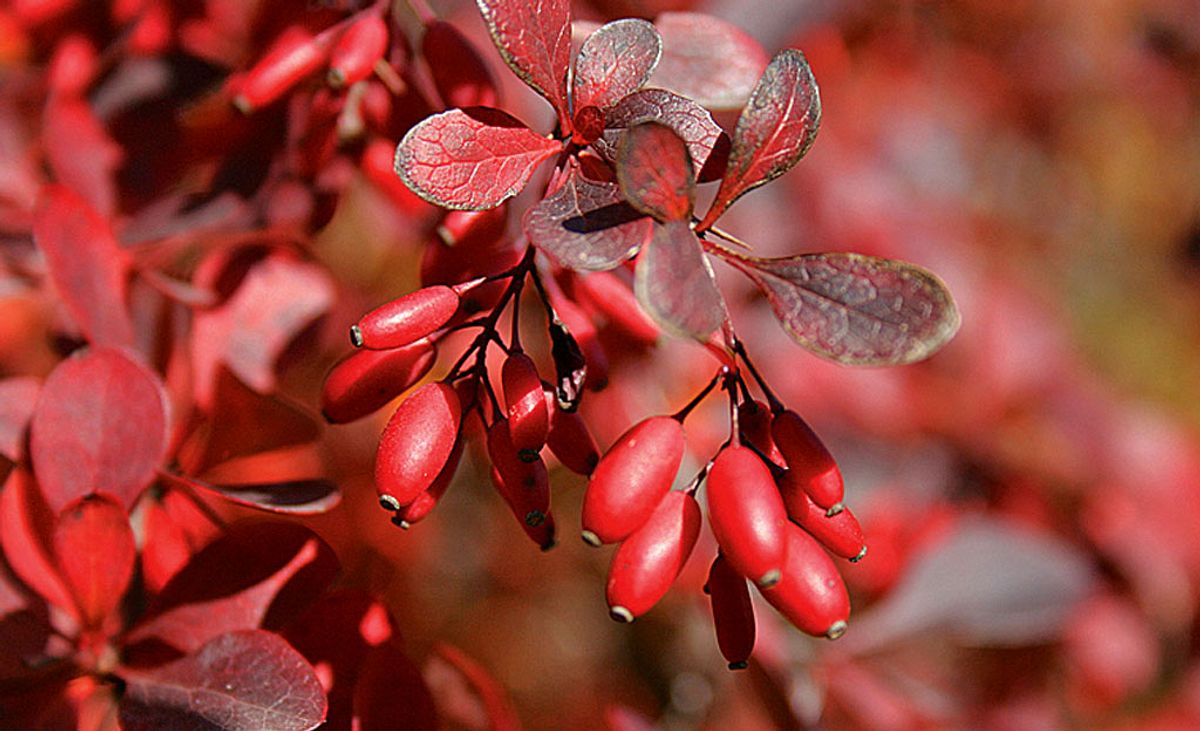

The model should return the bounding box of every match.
[595,89,730,182]
[395,107,562,211]
[524,162,652,271]
[54,494,135,630]
[29,347,170,513]
[354,643,439,731]
[728,252,960,365]
[0,377,39,462]
[634,221,726,340]
[119,630,327,731]
[422,20,500,109]
[573,19,662,112]
[475,0,572,128]
[617,123,694,222]
[157,471,341,516]
[698,50,820,231]
[648,12,769,110]
[34,185,135,348]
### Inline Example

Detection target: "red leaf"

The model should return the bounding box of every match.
[425,643,519,731]
[422,20,499,109]
[125,522,338,658]
[395,107,561,211]
[42,99,123,218]
[158,471,341,516]
[728,252,960,365]
[616,122,694,222]
[698,50,820,231]
[29,347,170,513]
[191,253,334,409]
[354,642,439,731]
[633,221,726,340]
[53,494,135,630]
[475,0,572,128]
[596,89,730,182]
[573,19,661,111]
[523,161,652,271]
[0,559,53,683]
[33,185,135,348]
[648,12,769,110]
[0,376,39,462]
[119,629,327,731]
[0,469,73,614]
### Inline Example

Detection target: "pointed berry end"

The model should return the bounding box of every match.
[232,95,252,115]
[826,620,848,640]
[702,582,711,595]
[349,325,365,348]
[525,510,546,527]
[581,530,602,548]
[727,661,749,671]
[825,503,845,517]
[756,569,782,589]
[327,68,347,88]
[609,606,634,623]
[389,514,411,530]
[379,494,401,511]
[518,448,540,463]
[540,537,558,552]
[850,545,868,563]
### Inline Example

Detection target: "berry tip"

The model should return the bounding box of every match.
[379,494,401,511]
[349,325,365,348]
[825,503,845,517]
[727,661,749,671]
[826,620,848,640]
[609,606,634,623]
[850,545,867,563]
[757,569,782,589]
[580,530,602,547]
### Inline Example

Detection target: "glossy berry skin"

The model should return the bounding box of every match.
[738,400,784,467]
[792,494,866,561]
[351,285,460,350]
[502,352,549,459]
[233,26,329,113]
[375,382,460,509]
[707,554,756,670]
[771,409,844,511]
[581,416,685,546]
[392,437,463,529]
[487,421,554,549]
[328,14,388,88]
[706,445,789,588]
[544,388,600,475]
[762,523,851,639]
[487,465,556,551]
[320,339,436,424]
[606,490,701,622]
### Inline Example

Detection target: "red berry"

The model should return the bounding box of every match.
[392,437,463,529]
[771,409,844,511]
[738,401,783,467]
[233,26,330,113]
[605,490,701,622]
[375,382,460,509]
[707,554,756,670]
[352,285,460,350]
[321,339,437,424]
[792,496,866,562]
[328,14,388,88]
[502,353,549,459]
[544,388,600,475]
[582,416,685,546]
[761,523,850,639]
[487,421,554,550]
[706,445,789,588]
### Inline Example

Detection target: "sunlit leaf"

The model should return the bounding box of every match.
[29,347,170,512]
[119,630,327,731]
[731,252,960,365]
[0,469,74,613]
[595,88,730,182]
[573,19,661,111]
[158,471,341,516]
[648,12,769,110]
[423,20,499,109]
[475,0,572,128]
[616,123,694,222]
[395,107,562,211]
[698,49,821,230]
[43,99,123,218]
[53,494,135,629]
[634,221,726,340]
[0,377,39,462]
[523,162,652,271]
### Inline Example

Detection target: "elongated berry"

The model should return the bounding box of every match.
[328,14,388,88]
[706,445,789,588]
[487,421,554,548]
[738,401,783,467]
[233,26,330,113]
[606,490,701,622]
[502,353,549,460]
[392,437,463,529]
[576,271,660,347]
[707,554,755,669]
[487,462,555,550]
[771,409,844,511]
[321,339,436,423]
[792,496,866,562]
[545,388,600,475]
[351,285,460,350]
[761,523,850,639]
[581,416,685,546]
[375,382,460,509]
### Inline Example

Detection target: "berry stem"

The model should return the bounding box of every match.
[672,367,728,422]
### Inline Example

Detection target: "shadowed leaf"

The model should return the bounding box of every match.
[158,471,341,516]
[396,107,561,211]
[648,12,769,110]
[0,469,74,613]
[425,643,518,731]
[355,643,439,731]
[54,494,135,629]
[617,123,694,222]
[475,0,572,127]
[573,19,661,111]
[0,377,39,462]
[634,221,726,340]
[423,21,499,109]
[595,89,729,182]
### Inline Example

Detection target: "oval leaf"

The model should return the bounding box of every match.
[54,494,135,629]
[34,185,135,348]
[648,12,769,110]
[736,252,959,365]
[475,0,572,128]
[0,469,74,613]
[119,630,327,731]
[158,471,341,516]
[617,123,694,222]
[0,377,40,462]
[354,643,440,731]
[422,20,500,109]
[29,347,170,513]
[596,88,730,182]
[524,162,652,271]
[698,49,820,231]
[634,220,726,340]
[396,107,562,211]
[573,19,662,112]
